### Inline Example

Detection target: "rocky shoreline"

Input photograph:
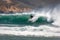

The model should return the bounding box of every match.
[0,7,32,13]
[0,0,60,13]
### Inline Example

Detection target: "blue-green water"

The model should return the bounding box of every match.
[0,15,53,26]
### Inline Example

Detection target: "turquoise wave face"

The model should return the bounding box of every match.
[0,15,53,25]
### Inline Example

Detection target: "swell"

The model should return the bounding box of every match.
[0,14,53,26]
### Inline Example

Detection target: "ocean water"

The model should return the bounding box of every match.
[0,14,53,26]
[0,4,60,40]
[0,35,60,40]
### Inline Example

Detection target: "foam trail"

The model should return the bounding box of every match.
[0,25,60,37]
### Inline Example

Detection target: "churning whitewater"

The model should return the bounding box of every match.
[0,4,60,37]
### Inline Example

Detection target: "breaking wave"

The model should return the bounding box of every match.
[0,4,60,37]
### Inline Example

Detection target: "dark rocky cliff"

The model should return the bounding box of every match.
[0,0,60,13]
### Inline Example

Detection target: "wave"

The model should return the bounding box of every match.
[0,14,53,26]
[0,4,60,37]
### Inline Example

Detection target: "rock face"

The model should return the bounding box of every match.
[0,0,60,13]
[0,0,32,13]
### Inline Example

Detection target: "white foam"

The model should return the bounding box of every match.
[0,25,60,37]
[28,9,52,22]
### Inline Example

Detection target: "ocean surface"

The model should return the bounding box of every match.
[0,4,60,40]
